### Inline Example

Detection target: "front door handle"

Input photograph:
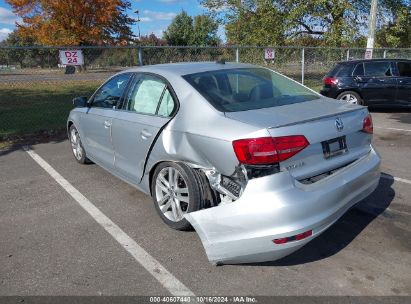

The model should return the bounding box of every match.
[104,120,111,128]
[141,129,152,139]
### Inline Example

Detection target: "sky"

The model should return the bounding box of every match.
[0,0,213,42]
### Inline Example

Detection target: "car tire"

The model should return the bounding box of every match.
[336,91,364,105]
[69,125,88,164]
[151,162,202,231]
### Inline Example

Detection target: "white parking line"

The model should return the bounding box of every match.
[375,126,411,133]
[25,147,195,297]
[381,173,411,185]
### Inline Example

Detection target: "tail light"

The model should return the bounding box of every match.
[232,135,309,165]
[362,114,373,134]
[323,76,338,87]
[273,230,313,245]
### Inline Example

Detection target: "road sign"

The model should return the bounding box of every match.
[264,48,275,60]
[59,50,84,65]
[364,49,373,59]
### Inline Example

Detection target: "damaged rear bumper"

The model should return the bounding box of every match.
[185,147,381,264]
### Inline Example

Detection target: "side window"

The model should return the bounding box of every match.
[352,63,364,76]
[157,89,175,117]
[92,73,131,108]
[126,74,166,115]
[364,62,393,77]
[335,64,352,77]
[397,62,411,77]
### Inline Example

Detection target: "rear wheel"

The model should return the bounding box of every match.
[336,91,364,105]
[151,162,202,230]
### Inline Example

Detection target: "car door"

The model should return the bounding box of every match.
[111,73,176,184]
[81,73,132,169]
[395,61,411,106]
[358,61,397,106]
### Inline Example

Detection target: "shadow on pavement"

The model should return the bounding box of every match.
[0,130,67,157]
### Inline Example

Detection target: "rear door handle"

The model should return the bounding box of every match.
[354,76,365,83]
[104,120,111,128]
[141,129,152,139]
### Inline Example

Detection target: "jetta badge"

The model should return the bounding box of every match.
[335,117,344,132]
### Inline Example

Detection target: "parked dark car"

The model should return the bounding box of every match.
[320,59,411,108]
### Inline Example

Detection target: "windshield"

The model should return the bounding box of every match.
[183,68,320,112]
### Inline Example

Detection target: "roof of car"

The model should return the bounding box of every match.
[337,58,411,65]
[123,61,257,76]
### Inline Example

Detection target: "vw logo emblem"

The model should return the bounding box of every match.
[335,118,344,132]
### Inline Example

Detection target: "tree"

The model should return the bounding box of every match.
[1,31,32,67]
[163,11,220,45]
[163,11,194,45]
[1,30,61,68]
[6,0,135,46]
[277,0,367,47]
[192,15,220,46]
[201,0,410,47]
[138,33,167,46]
[225,0,286,46]
[376,1,410,47]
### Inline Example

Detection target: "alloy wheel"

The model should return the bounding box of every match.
[70,128,83,161]
[155,167,190,222]
[339,93,358,105]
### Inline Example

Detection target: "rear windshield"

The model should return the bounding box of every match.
[183,68,320,112]
[327,63,352,77]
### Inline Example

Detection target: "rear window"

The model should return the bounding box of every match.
[327,63,352,77]
[183,68,320,112]
[353,63,364,76]
[364,61,393,76]
[397,62,411,77]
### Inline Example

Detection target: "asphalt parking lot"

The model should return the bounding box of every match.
[0,110,410,297]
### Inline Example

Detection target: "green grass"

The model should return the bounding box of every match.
[0,81,100,138]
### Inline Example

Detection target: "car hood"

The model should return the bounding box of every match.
[224,98,363,129]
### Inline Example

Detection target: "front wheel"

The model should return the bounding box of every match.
[151,162,202,230]
[69,125,88,164]
[336,91,364,105]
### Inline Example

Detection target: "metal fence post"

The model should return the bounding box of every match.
[346,49,350,61]
[383,49,387,58]
[236,47,239,63]
[138,47,143,66]
[301,48,305,85]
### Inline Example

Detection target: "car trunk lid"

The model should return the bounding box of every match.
[225,98,372,181]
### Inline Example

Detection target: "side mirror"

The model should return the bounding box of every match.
[73,96,88,107]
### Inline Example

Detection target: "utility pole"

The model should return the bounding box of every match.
[134,9,141,40]
[365,0,378,59]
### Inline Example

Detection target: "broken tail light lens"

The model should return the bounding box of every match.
[232,136,309,165]
[323,76,338,87]
[362,114,373,134]
[273,230,313,245]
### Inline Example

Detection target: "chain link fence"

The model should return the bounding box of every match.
[1,45,410,139]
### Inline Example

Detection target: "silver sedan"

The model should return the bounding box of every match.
[67,62,381,264]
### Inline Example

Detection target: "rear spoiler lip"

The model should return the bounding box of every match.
[267,106,366,130]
